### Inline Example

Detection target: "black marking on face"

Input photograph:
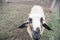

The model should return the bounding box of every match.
[18,22,29,29]
[32,27,41,40]
[29,18,32,23]
[40,17,43,24]
[42,23,52,30]
[40,17,52,30]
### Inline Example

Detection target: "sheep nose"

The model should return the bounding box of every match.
[32,27,41,40]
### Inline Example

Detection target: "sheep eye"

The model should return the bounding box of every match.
[29,18,32,23]
[40,17,43,23]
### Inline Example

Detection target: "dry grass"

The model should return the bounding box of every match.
[0,4,33,40]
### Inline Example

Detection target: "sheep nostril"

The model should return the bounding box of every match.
[32,27,41,40]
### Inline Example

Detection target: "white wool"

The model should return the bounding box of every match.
[28,5,45,31]
[29,5,45,20]
[31,5,44,14]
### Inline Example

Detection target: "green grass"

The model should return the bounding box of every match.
[41,10,60,40]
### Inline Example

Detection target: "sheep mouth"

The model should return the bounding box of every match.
[32,27,41,40]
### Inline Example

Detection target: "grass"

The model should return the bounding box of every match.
[0,3,59,40]
[41,10,60,40]
[0,4,32,40]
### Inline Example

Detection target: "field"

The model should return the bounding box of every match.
[0,0,60,40]
[41,5,60,40]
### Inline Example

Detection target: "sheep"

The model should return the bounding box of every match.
[18,5,52,40]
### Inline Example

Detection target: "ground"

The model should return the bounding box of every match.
[0,0,59,40]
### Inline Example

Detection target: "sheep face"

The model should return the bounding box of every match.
[18,5,52,40]
[27,6,45,40]
[27,17,42,40]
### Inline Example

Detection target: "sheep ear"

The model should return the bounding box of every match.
[18,22,29,29]
[42,23,52,30]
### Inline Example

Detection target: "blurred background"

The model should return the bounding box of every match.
[0,0,60,40]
